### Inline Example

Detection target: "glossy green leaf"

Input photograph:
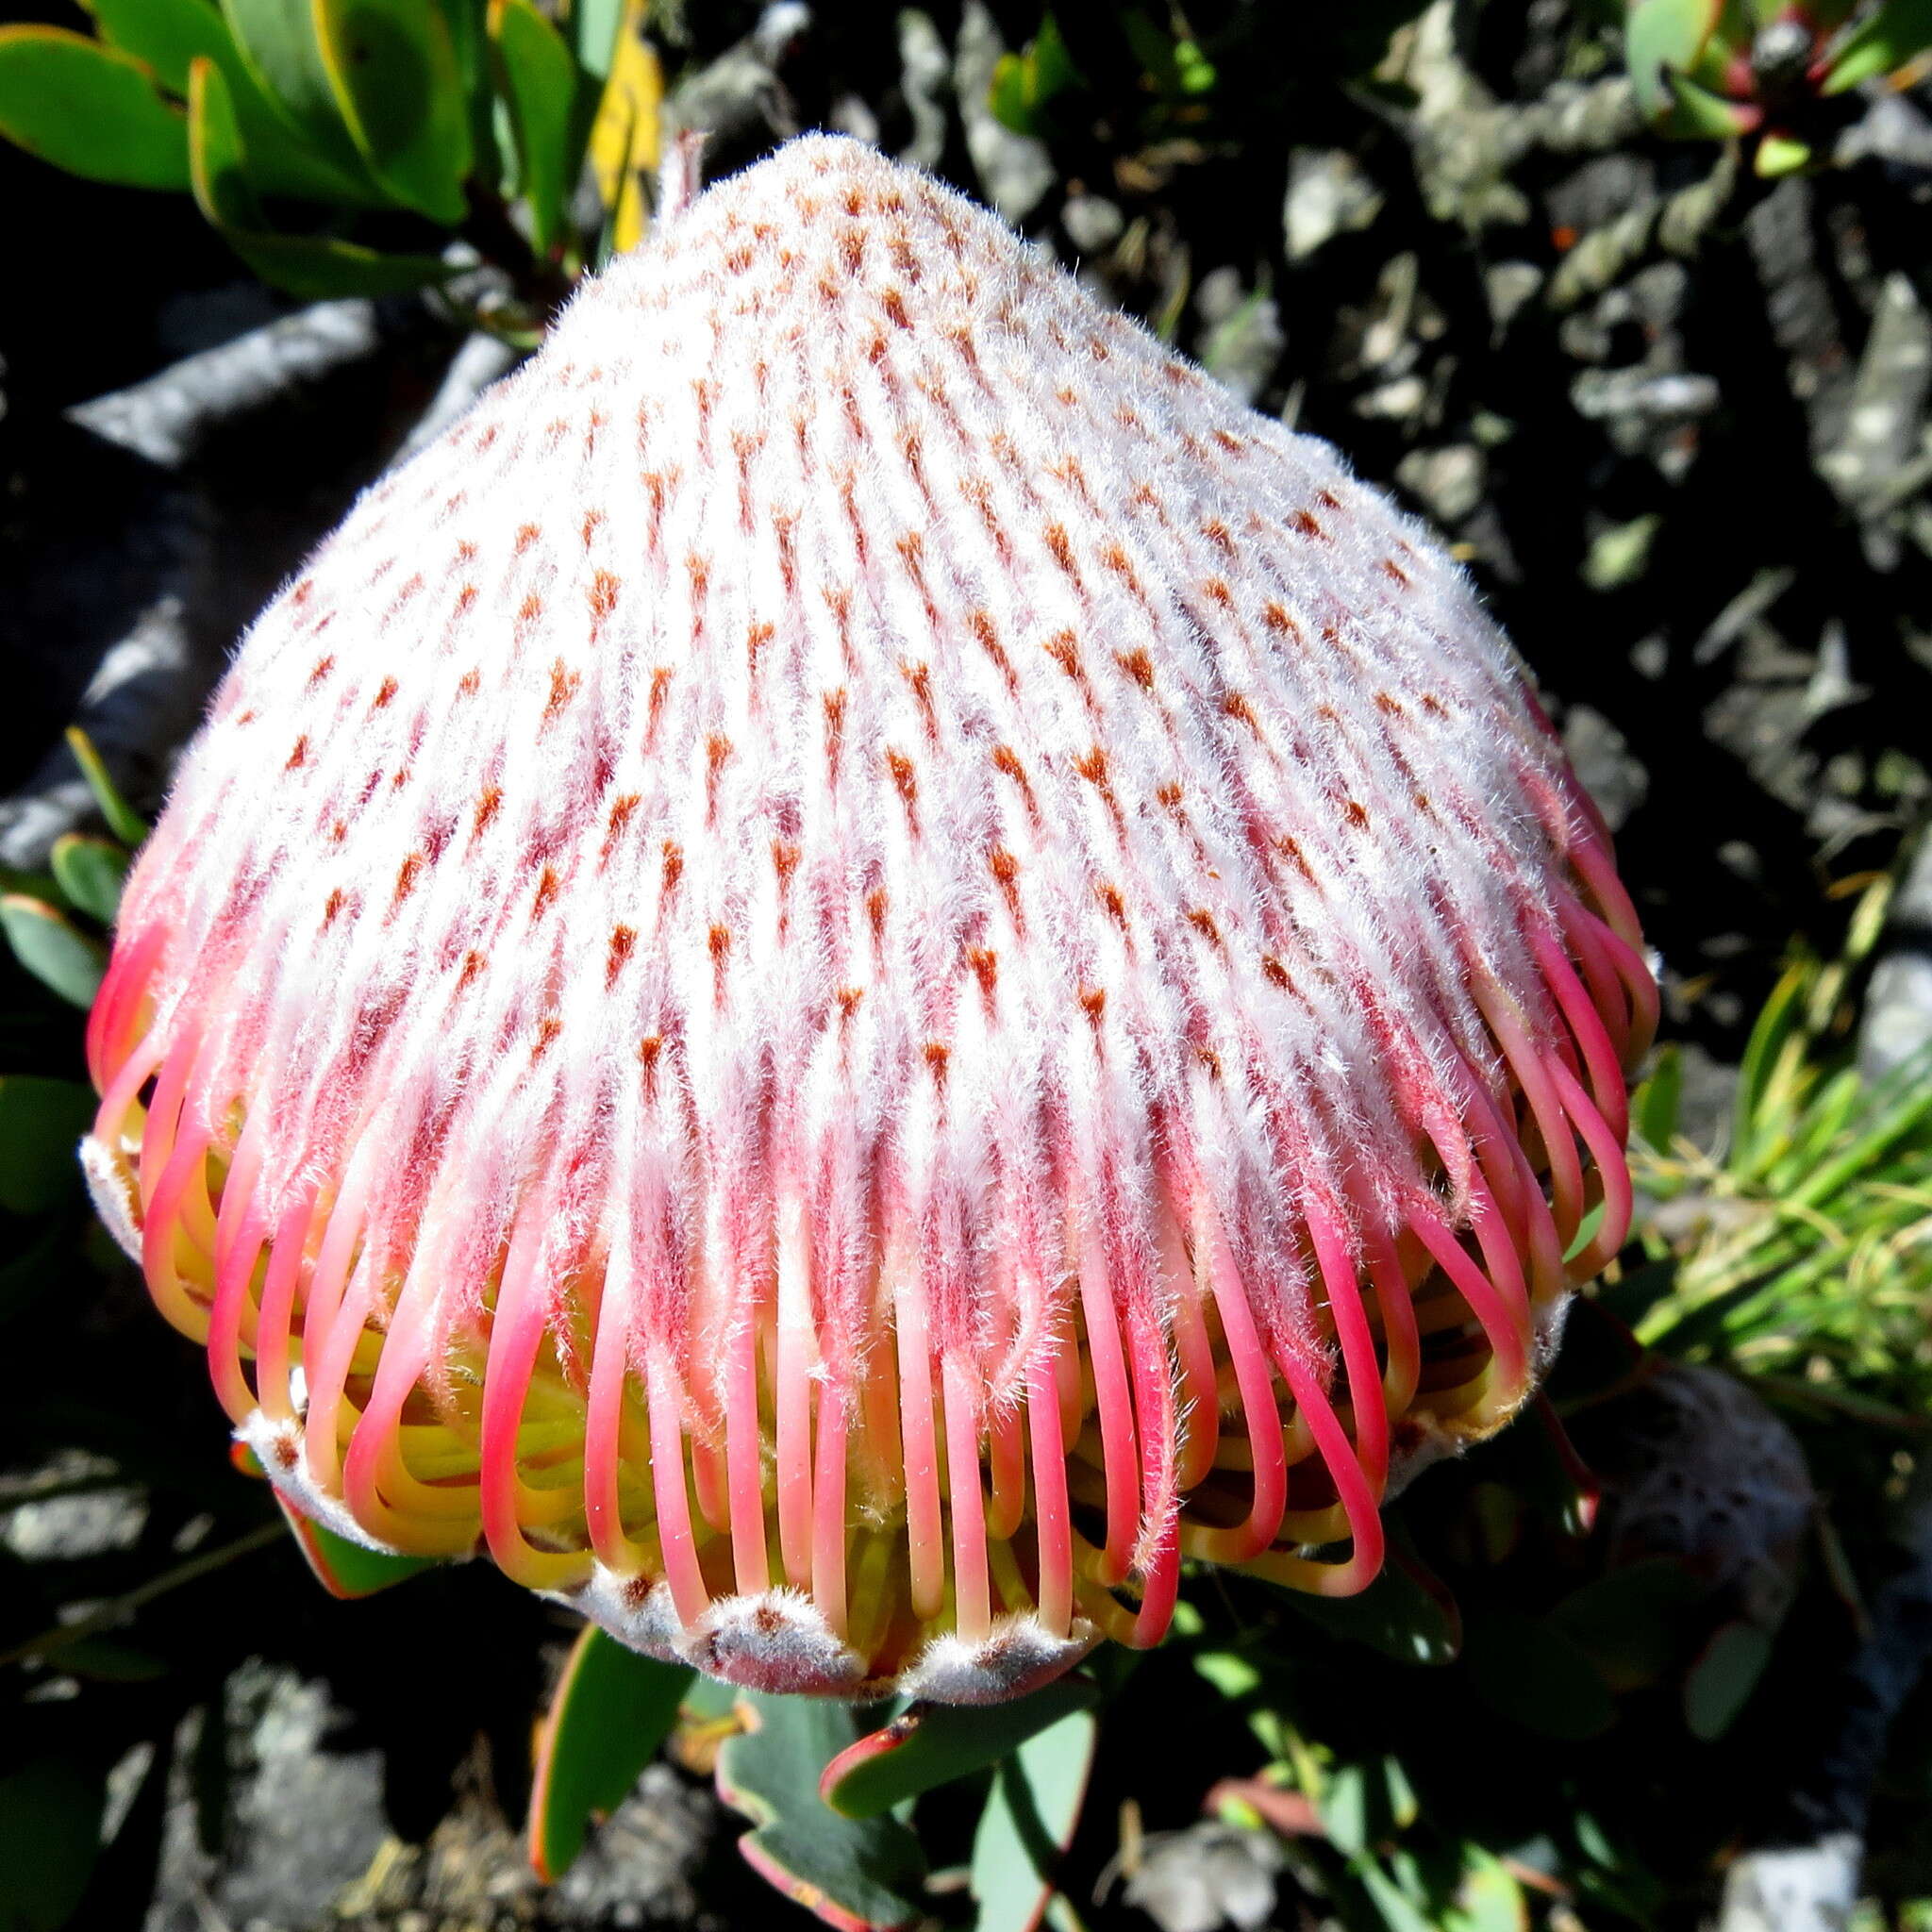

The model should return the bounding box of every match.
[222,0,368,174]
[190,57,451,297]
[717,1691,926,1932]
[90,0,232,92]
[529,1625,693,1881]
[0,893,108,1007]
[0,1075,97,1217]
[86,0,369,200]
[0,1760,106,1932]
[491,0,575,252]
[51,835,130,926]
[969,1707,1096,1932]
[1684,1618,1774,1740]
[1823,0,1932,92]
[276,1492,443,1597]
[0,26,190,188]
[1624,0,1725,118]
[314,0,471,222]
[66,728,147,848]
[823,1675,1098,1821]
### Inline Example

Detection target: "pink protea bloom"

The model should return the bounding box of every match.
[82,135,1655,1703]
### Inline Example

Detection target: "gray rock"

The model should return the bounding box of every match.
[1282,147,1383,260]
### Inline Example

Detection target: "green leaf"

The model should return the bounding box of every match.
[1659,68,1760,141]
[90,0,232,93]
[1445,1847,1528,1932]
[85,0,371,201]
[717,1692,926,1932]
[65,728,146,848]
[566,0,623,85]
[0,1760,106,1932]
[1753,129,1815,175]
[988,12,1079,138]
[0,1076,97,1217]
[1356,1854,1438,1932]
[969,1707,1097,1932]
[1632,1043,1682,1152]
[1823,0,1932,92]
[190,57,451,298]
[491,0,575,252]
[1732,962,1808,1174]
[1624,0,1725,119]
[313,0,472,223]
[275,1492,443,1597]
[823,1676,1098,1822]
[0,893,108,1008]
[1463,1605,1617,1740]
[1321,1760,1372,1857]
[0,26,191,189]
[1684,1618,1774,1740]
[1548,1556,1704,1691]
[50,835,131,926]
[222,0,370,175]
[529,1624,693,1881]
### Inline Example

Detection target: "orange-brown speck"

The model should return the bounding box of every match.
[284,736,309,772]
[587,570,621,631]
[473,787,502,836]
[392,852,425,906]
[886,748,918,807]
[543,658,582,723]
[606,924,637,987]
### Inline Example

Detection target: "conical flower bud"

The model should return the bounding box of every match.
[83,135,1655,1703]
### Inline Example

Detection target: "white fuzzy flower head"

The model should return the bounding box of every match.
[84,135,1655,1702]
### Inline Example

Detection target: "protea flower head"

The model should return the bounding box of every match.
[82,134,1656,1704]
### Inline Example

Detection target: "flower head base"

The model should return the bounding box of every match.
[83,136,1655,1703]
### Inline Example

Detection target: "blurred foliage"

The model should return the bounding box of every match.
[6,2,1932,1929]
[0,0,663,329]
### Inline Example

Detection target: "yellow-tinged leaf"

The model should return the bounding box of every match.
[585,0,658,257]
